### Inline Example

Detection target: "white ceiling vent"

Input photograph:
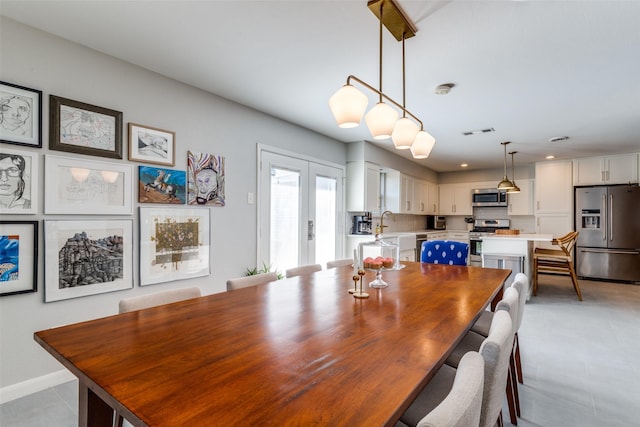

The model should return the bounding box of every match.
[462,128,495,136]
[549,136,570,142]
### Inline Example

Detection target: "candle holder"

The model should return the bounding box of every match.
[353,270,369,299]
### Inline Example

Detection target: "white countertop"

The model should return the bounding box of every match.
[481,233,553,242]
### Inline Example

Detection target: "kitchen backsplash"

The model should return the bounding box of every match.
[370,209,536,234]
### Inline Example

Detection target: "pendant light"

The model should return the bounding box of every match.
[364,1,397,140]
[391,33,419,149]
[497,141,515,190]
[329,0,434,153]
[507,151,521,194]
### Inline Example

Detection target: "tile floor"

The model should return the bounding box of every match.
[1,274,639,426]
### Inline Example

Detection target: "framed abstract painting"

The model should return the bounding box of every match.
[0,220,38,296]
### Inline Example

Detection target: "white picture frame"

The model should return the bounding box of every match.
[44,219,133,302]
[0,147,38,214]
[45,155,133,215]
[139,207,210,286]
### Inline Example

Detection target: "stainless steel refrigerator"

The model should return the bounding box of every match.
[575,185,640,282]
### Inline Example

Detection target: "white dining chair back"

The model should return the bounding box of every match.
[118,287,201,314]
[326,258,353,269]
[478,310,514,427]
[415,351,485,427]
[285,264,322,278]
[227,272,278,291]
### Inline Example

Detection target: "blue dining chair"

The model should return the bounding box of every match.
[421,240,470,266]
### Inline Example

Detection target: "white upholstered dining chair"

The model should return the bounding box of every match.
[285,264,322,278]
[118,287,202,314]
[395,351,485,427]
[226,271,278,291]
[326,258,353,269]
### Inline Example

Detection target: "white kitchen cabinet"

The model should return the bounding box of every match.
[426,181,439,214]
[400,174,416,214]
[535,161,572,214]
[415,180,439,214]
[426,231,447,241]
[347,161,381,213]
[508,179,534,216]
[573,153,638,185]
[439,183,473,216]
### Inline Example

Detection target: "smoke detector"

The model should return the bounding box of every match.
[435,83,455,95]
[549,136,570,143]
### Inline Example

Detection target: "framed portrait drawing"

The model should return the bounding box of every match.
[0,221,38,296]
[187,151,225,206]
[139,207,210,286]
[0,81,42,148]
[0,147,38,214]
[44,219,133,302]
[128,123,175,166]
[49,95,123,159]
[138,165,186,204]
[45,155,133,215]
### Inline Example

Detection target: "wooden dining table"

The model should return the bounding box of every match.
[34,262,509,427]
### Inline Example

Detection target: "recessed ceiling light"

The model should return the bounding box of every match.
[460,163,468,168]
[462,128,495,136]
[545,155,555,160]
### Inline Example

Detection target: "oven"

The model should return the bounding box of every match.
[469,219,511,267]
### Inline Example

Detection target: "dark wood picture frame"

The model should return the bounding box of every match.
[0,81,43,148]
[0,220,38,296]
[49,95,123,159]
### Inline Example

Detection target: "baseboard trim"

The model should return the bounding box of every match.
[0,370,76,404]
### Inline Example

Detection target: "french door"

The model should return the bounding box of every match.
[258,150,344,272]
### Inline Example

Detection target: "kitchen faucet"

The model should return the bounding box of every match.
[377,210,393,236]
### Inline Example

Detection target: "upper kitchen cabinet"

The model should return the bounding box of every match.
[416,180,439,215]
[382,171,414,214]
[347,161,380,213]
[573,153,639,186]
[439,183,473,216]
[508,179,534,216]
[535,160,573,214]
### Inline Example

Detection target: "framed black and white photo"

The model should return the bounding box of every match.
[0,147,38,214]
[49,95,123,159]
[0,221,38,297]
[0,81,42,148]
[128,123,175,166]
[44,219,133,302]
[45,155,133,215]
[139,207,210,286]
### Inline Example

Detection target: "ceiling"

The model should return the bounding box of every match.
[2,0,639,172]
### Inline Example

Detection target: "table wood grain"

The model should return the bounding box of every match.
[34,262,508,427]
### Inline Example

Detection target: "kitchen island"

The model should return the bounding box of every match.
[481,233,553,297]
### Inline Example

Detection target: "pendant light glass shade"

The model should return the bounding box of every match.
[365,102,398,139]
[391,117,419,149]
[328,84,369,128]
[410,130,436,159]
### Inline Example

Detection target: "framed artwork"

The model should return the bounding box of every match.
[44,155,133,215]
[0,147,38,214]
[187,151,225,206]
[49,95,123,159]
[128,123,175,166]
[44,219,133,302]
[0,81,42,148]
[139,207,210,286]
[0,221,38,296]
[138,165,186,204]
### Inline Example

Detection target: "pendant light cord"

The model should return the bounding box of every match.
[402,33,407,118]
[378,2,383,103]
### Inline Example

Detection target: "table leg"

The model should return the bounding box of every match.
[78,382,115,427]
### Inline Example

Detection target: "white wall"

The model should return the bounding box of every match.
[0,17,346,392]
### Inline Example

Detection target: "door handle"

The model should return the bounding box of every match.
[308,220,314,241]
[609,194,613,241]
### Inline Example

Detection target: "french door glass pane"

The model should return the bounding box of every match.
[270,167,300,271]
[314,175,337,268]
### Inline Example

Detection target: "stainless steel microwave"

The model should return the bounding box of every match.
[471,188,508,207]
